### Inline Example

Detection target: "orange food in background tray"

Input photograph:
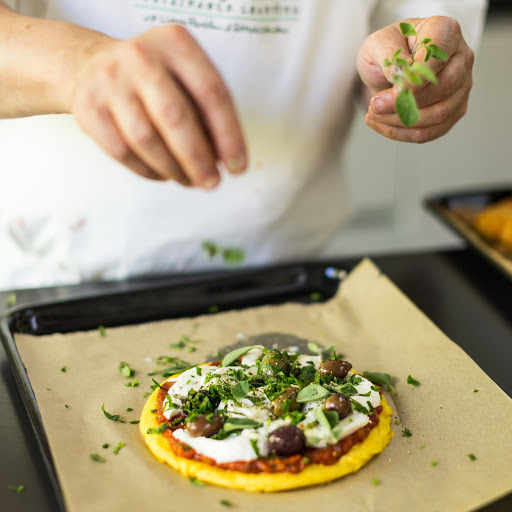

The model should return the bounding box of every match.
[474,197,512,254]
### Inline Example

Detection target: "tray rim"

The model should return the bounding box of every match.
[424,185,512,281]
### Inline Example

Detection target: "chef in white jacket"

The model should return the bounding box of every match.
[0,1,487,289]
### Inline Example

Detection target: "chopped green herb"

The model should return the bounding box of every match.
[250,439,261,457]
[125,379,140,387]
[430,460,437,467]
[189,477,205,487]
[222,247,245,266]
[420,445,425,449]
[403,428,413,438]
[47,388,51,391]
[98,325,106,337]
[395,418,401,425]
[129,420,140,425]
[101,403,126,423]
[474,389,479,393]
[468,454,477,461]
[147,370,158,376]
[61,366,67,373]
[90,453,105,463]
[102,443,109,449]
[371,477,380,487]
[147,425,170,434]
[309,292,323,302]
[113,442,126,455]
[119,361,135,378]
[64,404,69,409]
[151,378,166,390]
[5,293,16,307]
[126,408,133,412]
[7,484,24,493]
[150,408,157,414]
[143,392,150,398]
[407,375,420,387]
[231,380,250,399]
[223,418,261,433]
[220,500,234,508]
[201,241,220,258]
[188,347,196,353]
[170,340,186,349]
[362,371,396,394]
[208,305,219,314]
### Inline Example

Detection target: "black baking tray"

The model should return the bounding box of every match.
[0,261,343,511]
[425,185,512,280]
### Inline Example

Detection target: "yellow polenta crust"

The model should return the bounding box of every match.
[140,373,393,492]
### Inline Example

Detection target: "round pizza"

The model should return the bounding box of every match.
[140,345,393,492]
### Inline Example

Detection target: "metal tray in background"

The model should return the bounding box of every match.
[0,261,342,512]
[425,186,512,280]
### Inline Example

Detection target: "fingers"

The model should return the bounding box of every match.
[71,26,247,188]
[110,92,192,186]
[157,26,247,174]
[76,98,166,182]
[134,67,219,188]
[364,105,465,144]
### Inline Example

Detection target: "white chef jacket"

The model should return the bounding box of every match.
[0,0,487,289]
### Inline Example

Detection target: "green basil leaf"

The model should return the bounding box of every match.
[313,406,331,430]
[232,380,250,399]
[428,44,448,61]
[221,346,260,367]
[400,22,417,37]
[296,383,331,403]
[410,62,437,84]
[395,88,420,127]
[223,417,261,433]
[362,371,396,394]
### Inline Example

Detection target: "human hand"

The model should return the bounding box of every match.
[357,16,475,143]
[68,25,247,187]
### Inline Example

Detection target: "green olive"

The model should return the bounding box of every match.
[185,414,223,438]
[260,351,291,376]
[324,393,351,419]
[271,387,299,417]
[318,360,352,379]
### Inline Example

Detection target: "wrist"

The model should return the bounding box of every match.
[52,25,115,114]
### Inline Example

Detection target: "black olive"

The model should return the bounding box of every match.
[185,414,223,438]
[268,425,306,456]
[260,351,291,376]
[318,360,352,379]
[271,387,299,417]
[324,393,351,419]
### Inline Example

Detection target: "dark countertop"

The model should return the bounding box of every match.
[1,248,511,511]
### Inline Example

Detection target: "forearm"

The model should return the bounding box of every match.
[0,2,113,118]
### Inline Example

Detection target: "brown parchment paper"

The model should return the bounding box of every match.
[15,259,512,512]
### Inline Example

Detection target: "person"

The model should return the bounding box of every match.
[0,0,487,289]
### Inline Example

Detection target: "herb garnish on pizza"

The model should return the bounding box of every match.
[140,345,393,491]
